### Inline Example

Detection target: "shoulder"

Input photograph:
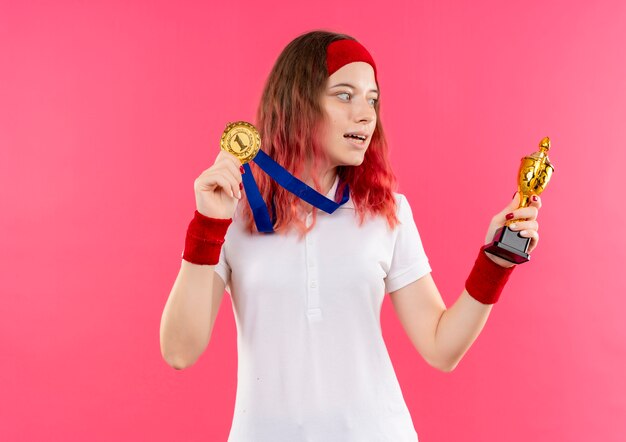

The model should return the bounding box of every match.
[391,192,422,227]
[392,192,408,214]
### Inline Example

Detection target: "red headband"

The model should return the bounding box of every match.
[326,39,378,82]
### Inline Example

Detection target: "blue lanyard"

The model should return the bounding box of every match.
[241,150,350,233]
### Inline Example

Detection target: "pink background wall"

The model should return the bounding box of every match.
[2,0,624,440]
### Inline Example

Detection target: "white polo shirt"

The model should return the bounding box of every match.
[214,174,432,442]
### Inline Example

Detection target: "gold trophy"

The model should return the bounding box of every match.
[484,137,555,264]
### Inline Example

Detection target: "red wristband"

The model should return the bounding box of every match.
[465,245,516,304]
[181,210,232,265]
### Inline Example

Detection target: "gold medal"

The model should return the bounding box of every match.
[220,121,261,164]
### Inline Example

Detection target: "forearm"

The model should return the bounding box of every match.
[160,260,217,369]
[433,289,494,371]
[161,210,231,369]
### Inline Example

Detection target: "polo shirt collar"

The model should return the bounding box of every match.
[324,174,354,210]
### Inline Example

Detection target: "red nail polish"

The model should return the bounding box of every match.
[240,166,245,174]
[506,212,515,220]
[239,182,243,190]
[532,195,538,202]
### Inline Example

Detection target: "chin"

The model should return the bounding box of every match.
[340,156,366,167]
[353,156,366,166]
[331,148,368,167]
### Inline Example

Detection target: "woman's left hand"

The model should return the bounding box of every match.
[483,192,542,268]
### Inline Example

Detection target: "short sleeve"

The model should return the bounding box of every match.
[213,241,232,295]
[384,194,432,294]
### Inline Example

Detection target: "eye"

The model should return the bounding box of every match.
[368,97,379,106]
[337,92,351,101]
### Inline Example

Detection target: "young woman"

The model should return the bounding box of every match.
[160,30,541,441]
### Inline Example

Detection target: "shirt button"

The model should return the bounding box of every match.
[310,281,317,288]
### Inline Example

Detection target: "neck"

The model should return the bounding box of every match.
[300,167,337,213]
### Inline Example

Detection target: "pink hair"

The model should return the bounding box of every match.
[240,30,401,240]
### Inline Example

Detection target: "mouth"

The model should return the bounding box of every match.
[343,132,368,146]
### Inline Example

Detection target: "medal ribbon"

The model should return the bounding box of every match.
[241,150,350,233]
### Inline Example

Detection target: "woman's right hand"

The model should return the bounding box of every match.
[194,150,244,219]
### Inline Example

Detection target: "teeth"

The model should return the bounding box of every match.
[344,134,366,140]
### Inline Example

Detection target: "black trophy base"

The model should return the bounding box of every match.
[484,226,531,264]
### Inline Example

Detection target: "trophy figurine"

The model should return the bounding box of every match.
[484,137,555,264]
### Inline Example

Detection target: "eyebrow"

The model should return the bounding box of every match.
[329,83,379,95]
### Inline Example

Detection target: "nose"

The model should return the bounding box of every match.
[353,96,376,125]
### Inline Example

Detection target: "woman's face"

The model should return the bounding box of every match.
[317,61,378,168]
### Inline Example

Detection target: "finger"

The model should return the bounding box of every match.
[528,194,542,210]
[498,191,525,222]
[217,152,246,185]
[511,195,542,220]
[199,171,239,199]
[218,167,242,199]
[196,172,227,195]
[519,229,539,253]
[218,150,244,170]
[213,169,241,199]
[503,191,521,213]
[506,206,539,222]
[216,161,242,188]
[200,158,241,198]
[508,220,539,232]
[228,158,246,180]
